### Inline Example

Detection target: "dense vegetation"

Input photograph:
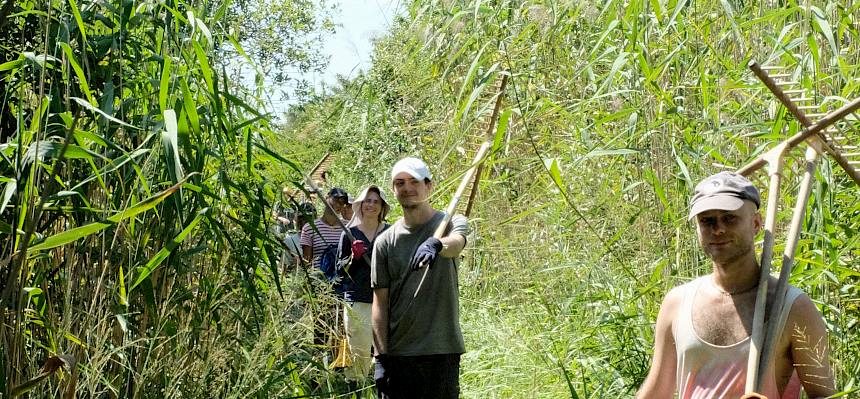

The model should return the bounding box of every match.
[0,0,337,396]
[2,0,858,398]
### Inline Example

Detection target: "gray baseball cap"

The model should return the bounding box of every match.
[689,172,760,220]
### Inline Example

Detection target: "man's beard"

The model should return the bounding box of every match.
[401,202,420,210]
[706,241,754,265]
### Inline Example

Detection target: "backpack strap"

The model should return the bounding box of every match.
[336,230,352,275]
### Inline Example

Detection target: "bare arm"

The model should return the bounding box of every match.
[787,295,836,399]
[302,245,312,266]
[439,233,466,258]
[637,288,681,399]
[299,224,313,267]
[372,287,390,355]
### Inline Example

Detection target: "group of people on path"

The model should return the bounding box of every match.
[280,155,837,399]
[289,157,468,398]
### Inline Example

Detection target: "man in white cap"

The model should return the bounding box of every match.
[637,172,835,399]
[371,157,468,398]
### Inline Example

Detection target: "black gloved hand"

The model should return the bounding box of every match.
[410,237,443,271]
[374,354,389,391]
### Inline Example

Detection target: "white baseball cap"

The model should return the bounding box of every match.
[391,157,432,181]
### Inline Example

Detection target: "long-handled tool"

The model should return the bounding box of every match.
[740,60,860,395]
[412,73,509,299]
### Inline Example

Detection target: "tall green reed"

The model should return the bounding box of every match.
[0,0,343,396]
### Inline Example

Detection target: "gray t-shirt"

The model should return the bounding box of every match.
[371,211,468,356]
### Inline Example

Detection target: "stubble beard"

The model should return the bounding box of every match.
[707,240,755,268]
[401,202,419,211]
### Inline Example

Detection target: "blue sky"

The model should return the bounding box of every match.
[267,0,402,114]
[313,0,401,87]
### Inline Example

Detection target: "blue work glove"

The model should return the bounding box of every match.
[410,237,443,271]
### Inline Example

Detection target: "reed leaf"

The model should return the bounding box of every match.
[67,0,88,46]
[60,43,95,107]
[27,182,183,253]
[161,109,184,183]
[70,97,137,129]
[160,55,173,113]
[130,208,207,292]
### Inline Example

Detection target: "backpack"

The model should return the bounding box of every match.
[318,232,347,292]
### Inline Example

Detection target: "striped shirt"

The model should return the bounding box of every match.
[300,218,345,269]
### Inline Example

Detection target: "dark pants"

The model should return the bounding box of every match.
[374,354,460,399]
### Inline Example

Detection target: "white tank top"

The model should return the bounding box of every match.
[673,277,803,399]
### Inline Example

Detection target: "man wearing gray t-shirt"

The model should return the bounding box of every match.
[371,157,468,399]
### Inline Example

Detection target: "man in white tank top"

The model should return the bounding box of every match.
[637,172,836,399]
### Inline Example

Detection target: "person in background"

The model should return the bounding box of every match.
[301,187,349,270]
[338,185,391,383]
[300,187,349,361]
[371,157,468,398]
[282,202,314,270]
[637,172,835,399]
[341,195,355,221]
[271,200,292,235]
